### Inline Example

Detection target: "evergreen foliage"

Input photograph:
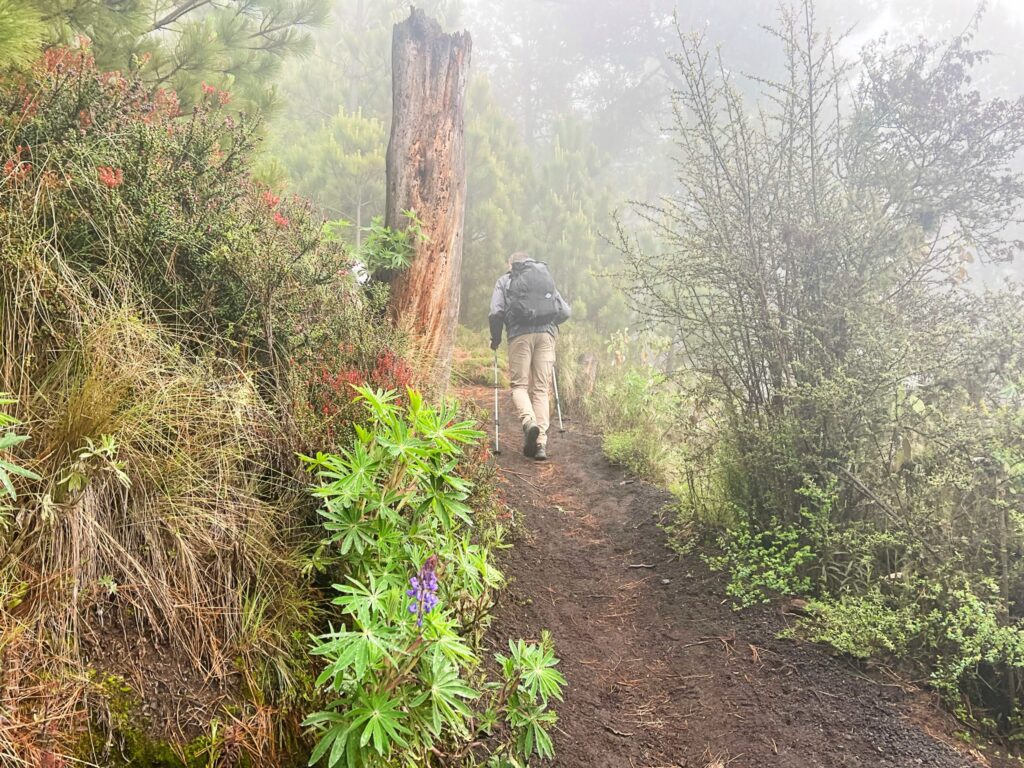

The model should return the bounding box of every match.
[274,108,386,244]
[459,79,534,328]
[26,0,329,111]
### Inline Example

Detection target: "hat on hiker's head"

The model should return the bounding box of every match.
[509,251,531,267]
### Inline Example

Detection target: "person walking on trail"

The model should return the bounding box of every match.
[488,251,571,461]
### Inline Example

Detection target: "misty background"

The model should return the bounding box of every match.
[266,0,1024,331]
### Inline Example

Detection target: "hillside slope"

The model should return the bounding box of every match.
[470,386,1002,768]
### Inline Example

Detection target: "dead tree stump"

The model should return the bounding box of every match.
[385,8,472,388]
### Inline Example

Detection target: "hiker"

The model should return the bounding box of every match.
[488,251,571,461]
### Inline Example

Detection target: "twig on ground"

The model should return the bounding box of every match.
[680,639,716,649]
[602,723,634,738]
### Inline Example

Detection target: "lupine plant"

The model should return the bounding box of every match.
[0,394,40,529]
[302,387,565,767]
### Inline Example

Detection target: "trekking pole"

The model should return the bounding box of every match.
[552,363,565,433]
[492,351,502,455]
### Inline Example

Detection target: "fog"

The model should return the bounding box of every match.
[458,0,1024,285]
[270,0,1024,303]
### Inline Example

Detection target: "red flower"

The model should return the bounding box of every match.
[43,48,69,72]
[273,211,290,229]
[20,94,37,119]
[4,145,32,183]
[97,166,123,189]
[4,160,32,183]
[201,82,216,96]
[368,349,413,391]
[153,89,181,119]
[262,190,280,208]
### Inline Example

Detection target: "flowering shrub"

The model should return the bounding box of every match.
[301,345,416,445]
[0,45,363,376]
[1,45,414,459]
[303,388,565,766]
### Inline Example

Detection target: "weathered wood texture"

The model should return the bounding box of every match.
[385,8,471,387]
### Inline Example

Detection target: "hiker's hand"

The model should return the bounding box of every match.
[490,338,501,351]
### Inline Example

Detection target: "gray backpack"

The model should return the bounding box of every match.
[508,261,559,325]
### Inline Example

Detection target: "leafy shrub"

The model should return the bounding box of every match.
[798,580,1024,734]
[800,588,924,659]
[303,388,565,766]
[929,586,1024,723]
[706,514,814,608]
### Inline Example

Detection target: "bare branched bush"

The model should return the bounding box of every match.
[619,0,1024,734]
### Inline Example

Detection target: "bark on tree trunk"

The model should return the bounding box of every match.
[385,7,471,388]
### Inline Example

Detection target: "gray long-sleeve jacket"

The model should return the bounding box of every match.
[488,261,571,347]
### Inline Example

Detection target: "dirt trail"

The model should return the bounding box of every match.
[469,386,992,768]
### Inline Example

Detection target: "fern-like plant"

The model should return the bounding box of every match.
[0,394,39,501]
[302,386,565,766]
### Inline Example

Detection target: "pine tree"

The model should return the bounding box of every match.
[271,108,387,245]
[528,118,628,334]
[29,0,329,111]
[460,78,534,327]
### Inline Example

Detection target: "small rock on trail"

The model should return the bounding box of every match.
[470,385,994,768]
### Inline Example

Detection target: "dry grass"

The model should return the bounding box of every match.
[702,747,729,768]
[0,214,313,760]
[12,306,293,657]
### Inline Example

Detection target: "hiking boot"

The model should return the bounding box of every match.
[523,422,540,457]
[534,444,548,461]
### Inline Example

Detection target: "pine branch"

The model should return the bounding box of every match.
[149,0,213,33]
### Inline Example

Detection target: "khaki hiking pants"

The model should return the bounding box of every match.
[508,332,555,447]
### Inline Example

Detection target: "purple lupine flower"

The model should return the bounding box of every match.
[407,554,439,627]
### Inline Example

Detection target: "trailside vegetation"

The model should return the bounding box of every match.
[0,46,415,764]
[302,388,564,767]
[612,0,1024,738]
[1,38,565,766]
